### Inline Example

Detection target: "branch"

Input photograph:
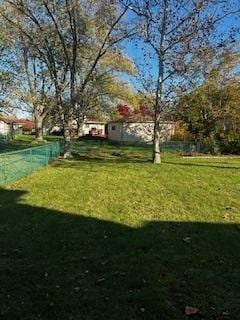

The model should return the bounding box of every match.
[80,6,129,92]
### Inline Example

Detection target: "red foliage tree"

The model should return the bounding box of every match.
[116,104,153,120]
[139,106,153,117]
[117,104,132,118]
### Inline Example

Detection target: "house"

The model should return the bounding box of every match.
[81,121,106,137]
[107,119,175,144]
[0,117,24,139]
[50,120,106,137]
[0,117,35,137]
[14,119,35,134]
[0,118,11,136]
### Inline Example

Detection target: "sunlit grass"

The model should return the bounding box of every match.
[1,140,240,319]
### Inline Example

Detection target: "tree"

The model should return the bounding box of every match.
[176,49,240,153]
[122,0,240,163]
[1,0,132,156]
[13,36,55,141]
[0,11,15,115]
[73,50,137,136]
[117,103,132,117]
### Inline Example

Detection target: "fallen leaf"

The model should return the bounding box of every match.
[185,306,199,316]
[96,278,105,284]
[183,237,191,243]
[223,213,229,219]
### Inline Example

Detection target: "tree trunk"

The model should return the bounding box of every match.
[76,111,85,138]
[77,121,84,138]
[35,115,44,142]
[63,119,73,158]
[152,120,161,164]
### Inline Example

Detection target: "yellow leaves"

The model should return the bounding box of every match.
[102,79,139,107]
[100,52,136,75]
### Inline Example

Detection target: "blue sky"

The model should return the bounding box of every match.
[6,2,240,116]
[121,3,240,93]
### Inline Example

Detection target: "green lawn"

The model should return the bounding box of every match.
[0,134,62,153]
[1,141,240,319]
[0,135,34,153]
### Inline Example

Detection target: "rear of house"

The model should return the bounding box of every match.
[15,119,35,134]
[51,120,106,137]
[107,120,175,144]
[0,119,11,136]
[82,121,106,137]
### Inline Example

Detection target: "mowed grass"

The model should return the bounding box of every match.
[0,134,61,153]
[1,140,240,320]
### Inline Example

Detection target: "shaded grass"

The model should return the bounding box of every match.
[1,141,240,319]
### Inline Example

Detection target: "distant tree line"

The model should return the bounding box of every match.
[175,50,240,154]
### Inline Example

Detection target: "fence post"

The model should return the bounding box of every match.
[30,148,33,163]
[45,145,49,165]
[4,154,7,184]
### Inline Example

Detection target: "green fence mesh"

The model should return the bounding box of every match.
[0,141,60,185]
[0,133,11,144]
[160,141,201,153]
[114,140,201,153]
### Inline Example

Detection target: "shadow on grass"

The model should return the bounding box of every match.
[1,188,240,320]
[52,152,152,168]
[73,152,151,163]
[164,160,240,170]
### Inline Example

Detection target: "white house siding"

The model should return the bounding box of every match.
[108,121,175,144]
[107,122,124,142]
[159,122,175,141]
[82,123,105,136]
[50,121,106,136]
[0,121,10,135]
[123,122,154,143]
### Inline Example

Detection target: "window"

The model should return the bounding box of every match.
[112,125,116,130]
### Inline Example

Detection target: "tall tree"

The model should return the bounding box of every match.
[176,49,240,153]
[13,35,55,141]
[0,11,14,114]
[74,50,137,136]
[1,0,132,156]
[122,0,240,163]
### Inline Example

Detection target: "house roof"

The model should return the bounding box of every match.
[15,119,35,130]
[108,119,175,124]
[0,116,35,130]
[0,117,18,125]
[86,121,106,125]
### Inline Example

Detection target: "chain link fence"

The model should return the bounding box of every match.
[0,141,61,185]
[0,133,11,144]
[75,138,202,155]
[160,141,201,154]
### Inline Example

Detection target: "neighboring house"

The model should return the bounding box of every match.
[0,118,11,136]
[14,119,35,134]
[107,119,175,144]
[81,121,106,137]
[0,117,24,139]
[50,120,106,137]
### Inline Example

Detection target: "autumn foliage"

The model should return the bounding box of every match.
[116,104,153,120]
